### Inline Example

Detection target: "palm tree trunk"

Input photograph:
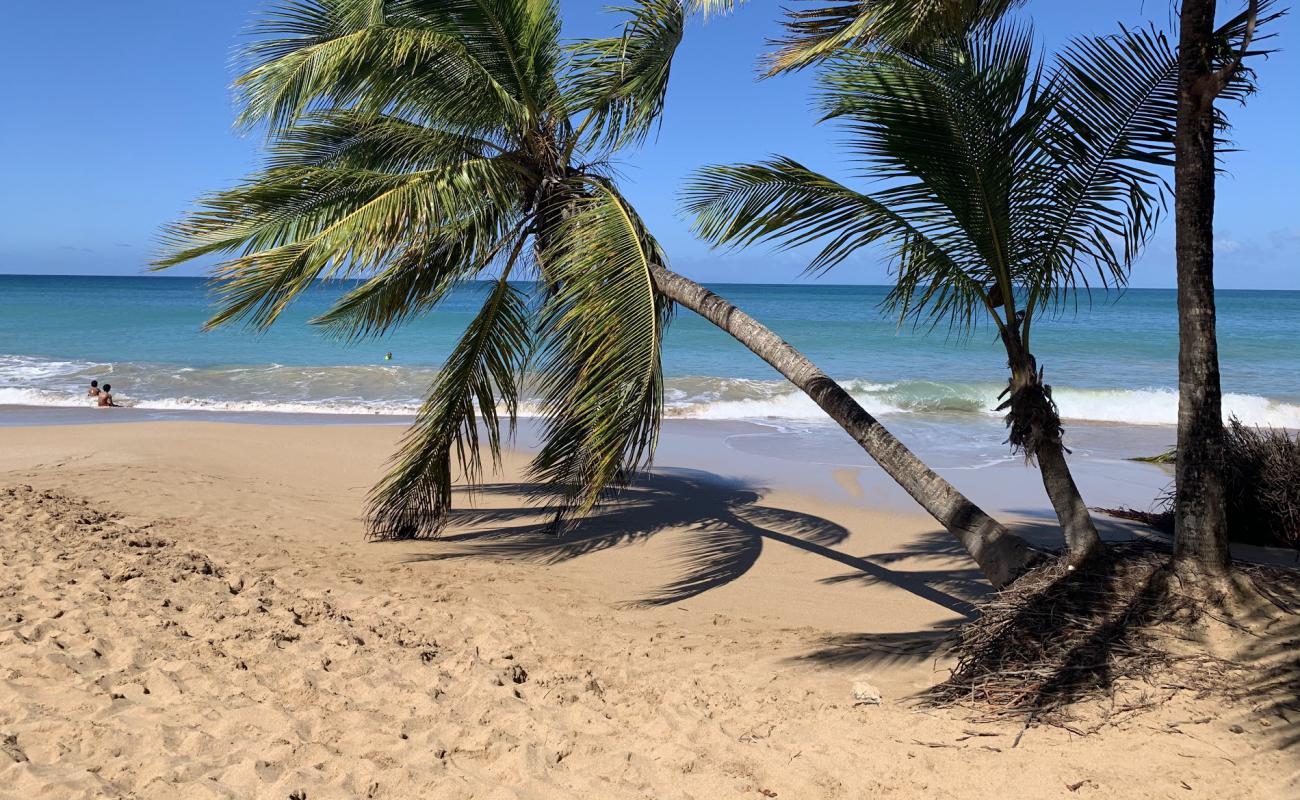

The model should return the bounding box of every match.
[1034,440,1102,559]
[1003,356,1104,561]
[1172,0,1231,576]
[649,263,1040,588]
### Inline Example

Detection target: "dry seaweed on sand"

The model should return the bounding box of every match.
[922,543,1300,730]
[1094,506,1174,532]
[1103,420,1300,549]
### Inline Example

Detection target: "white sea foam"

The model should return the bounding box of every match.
[1045,387,1300,428]
[0,387,95,408]
[666,391,909,420]
[3,354,1298,428]
[0,355,104,382]
[129,397,421,416]
[663,382,1300,428]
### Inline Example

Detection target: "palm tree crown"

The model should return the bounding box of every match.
[691,23,1186,349]
[158,0,733,539]
[685,21,1226,555]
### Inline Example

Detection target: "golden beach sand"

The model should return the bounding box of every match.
[0,422,1294,798]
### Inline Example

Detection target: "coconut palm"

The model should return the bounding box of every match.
[684,22,1239,558]
[1169,0,1270,579]
[157,0,1038,587]
[762,0,1275,579]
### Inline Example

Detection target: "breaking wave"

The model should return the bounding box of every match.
[4,354,1299,428]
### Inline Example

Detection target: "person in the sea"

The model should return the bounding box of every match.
[87,380,101,399]
[97,383,120,408]
[384,352,393,361]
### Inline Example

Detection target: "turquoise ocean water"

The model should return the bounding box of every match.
[2,275,1298,431]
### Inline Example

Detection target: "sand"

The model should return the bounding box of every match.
[0,420,1295,798]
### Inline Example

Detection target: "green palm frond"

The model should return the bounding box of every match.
[768,0,1027,74]
[566,0,685,150]
[1013,5,1279,328]
[265,110,511,172]
[685,0,744,16]
[687,27,1043,333]
[168,169,457,327]
[157,156,524,330]
[1053,27,1181,167]
[311,214,528,340]
[367,271,532,539]
[1055,3,1280,168]
[530,179,670,519]
[817,29,1038,287]
[1013,26,1175,316]
[412,0,565,117]
[160,0,717,536]
[687,16,1264,340]
[236,0,558,136]
[684,157,966,277]
[883,231,1000,335]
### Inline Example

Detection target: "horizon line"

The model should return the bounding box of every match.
[2,272,1298,293]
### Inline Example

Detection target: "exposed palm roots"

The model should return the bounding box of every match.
[924,543,1300,731]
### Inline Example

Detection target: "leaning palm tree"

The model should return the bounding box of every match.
[157,0,1038,587]
[685,23,1215,559]
[767,0,1275,586]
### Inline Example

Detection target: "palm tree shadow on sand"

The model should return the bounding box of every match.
[1239,576,1300,757]
[399,467,987,619]
[789,515,1162,671]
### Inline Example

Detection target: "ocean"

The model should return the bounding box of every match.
[2,273,1298,448]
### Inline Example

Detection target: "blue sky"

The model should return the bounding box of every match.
[1,1,1295,287]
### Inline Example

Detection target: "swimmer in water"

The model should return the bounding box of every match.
[97,383,120,408]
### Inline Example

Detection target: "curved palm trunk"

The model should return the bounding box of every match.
[1034,441,1102,558]
[649,264,1040,588]
[1002,354,1103,561]
[1172,0,1231,576]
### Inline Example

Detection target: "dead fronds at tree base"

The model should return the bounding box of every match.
[1094,505,1174,532]
[923,542,1300,732]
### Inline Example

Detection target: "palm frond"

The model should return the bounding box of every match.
[234,0,549,136]
[1017,5,1281,324]
[530,178,670,519]
[311,214,527,340]
[685,0,745,17]
[767,0,1027,74]
[367,271,532,539]
[566,0,685,150]
[404,0,565,118]
[684,157,964,276]
[156,156,525,330]
[826,34,1037,314]
[1055,3,1281,168]
[265,109,510,172]
[1010,26,1175,318]
[881,230,1001,335]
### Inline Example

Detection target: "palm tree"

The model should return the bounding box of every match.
[684,23,1211,559]
[1170,0,1267,580]
[156,0,1039,586]
[759,0,1276,580]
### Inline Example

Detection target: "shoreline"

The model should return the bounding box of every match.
[0,404,1179,515]
[9,410,1289,567]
